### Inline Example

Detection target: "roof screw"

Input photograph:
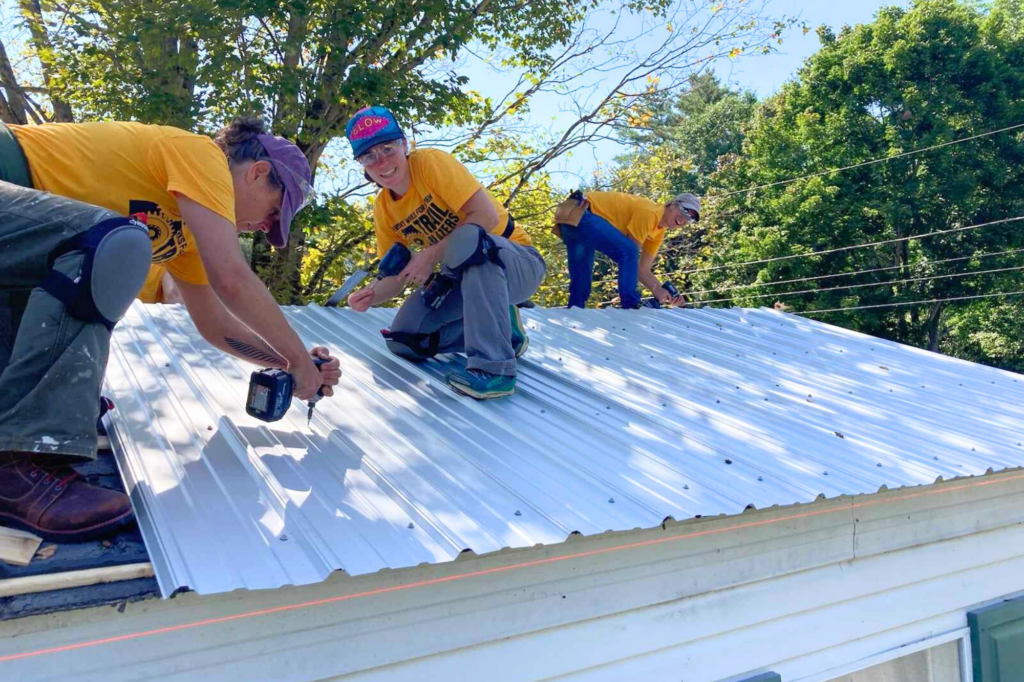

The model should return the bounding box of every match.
[683,484,689,490]
[725,459,733,465]
[164,363,170,368]
[662,403,667,407]
[407,522,415,530]
[757,476,763,482]
[606,406,611,410]
[716,399,721,404]
[876,463,883,467]
[835,431,844,438]
[514,510,522,516]
[608,497,615,504]
[207,426,213,431]
[934,456,940,460]
[280,535,288,541]
[823,471,829,476]
[540,409,546,414]
[972,447,976,452]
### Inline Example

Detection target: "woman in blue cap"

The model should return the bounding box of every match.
[0,117,341,541]
[344,106,546,400]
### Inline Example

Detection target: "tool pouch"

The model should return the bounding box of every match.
[552,193,589,239]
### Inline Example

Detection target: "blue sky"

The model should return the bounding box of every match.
[454,0,907,188]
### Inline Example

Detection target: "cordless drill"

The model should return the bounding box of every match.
[246,357,327,424]
[642,280,681,309]
[378,242,413,280]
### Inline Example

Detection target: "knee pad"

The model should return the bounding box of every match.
[381,329,441,360]
[442,224,503,279]
[42,216,151,330]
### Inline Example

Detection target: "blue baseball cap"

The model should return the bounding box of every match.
[346,106,405,159]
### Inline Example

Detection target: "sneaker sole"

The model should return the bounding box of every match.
[0,508,135,543]
[446,380,516,400]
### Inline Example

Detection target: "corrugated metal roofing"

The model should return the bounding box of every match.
[104,303,1024,597]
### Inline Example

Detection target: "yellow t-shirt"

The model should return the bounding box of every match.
[372,148,531,258]
[10,122,236,285]
[586,191,666,257]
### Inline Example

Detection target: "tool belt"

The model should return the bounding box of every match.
[552,192,589,239]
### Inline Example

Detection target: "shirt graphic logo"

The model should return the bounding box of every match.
[130,199,186,263]
[393,194,460,248]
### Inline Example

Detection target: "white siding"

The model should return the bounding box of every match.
[2,471,1022,682]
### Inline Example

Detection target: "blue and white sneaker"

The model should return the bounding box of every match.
[446,368,516,400]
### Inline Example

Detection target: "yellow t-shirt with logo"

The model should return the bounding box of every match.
[586,191,666,257]
[373,148,530,258]
[10,122,236,285]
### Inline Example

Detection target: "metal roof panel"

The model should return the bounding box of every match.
[104,303,1024,596]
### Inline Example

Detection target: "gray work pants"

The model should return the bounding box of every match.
[388,224,546,376]
[0,180,123,461]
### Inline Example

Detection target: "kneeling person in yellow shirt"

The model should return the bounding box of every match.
[345,107,546,399]
[556,191,700,308]
[0,118,341,541]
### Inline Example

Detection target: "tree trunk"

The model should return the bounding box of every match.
[0,39,29,124]
[19,0,74,121]
[926,302,945,352]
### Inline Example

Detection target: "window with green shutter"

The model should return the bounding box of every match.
[970,596,1024,682]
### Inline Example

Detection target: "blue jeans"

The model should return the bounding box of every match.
[560,211,640,309]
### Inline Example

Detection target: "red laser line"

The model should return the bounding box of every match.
[2,471,1023,663]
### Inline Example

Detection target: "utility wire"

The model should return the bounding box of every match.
[694,263,1024,305]
[704,122,1024,199]
[577,215,1024,288]
[669,215,1024,277]
[797,289,1024,316]
[682,247,1024,298]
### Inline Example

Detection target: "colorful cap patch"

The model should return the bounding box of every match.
[345,106,405,159]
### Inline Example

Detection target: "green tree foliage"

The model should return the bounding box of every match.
[693,0,1024,361]
[2,0,800,307]
[617,71,758,195]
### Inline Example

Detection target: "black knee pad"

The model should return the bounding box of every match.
[42,216,151,330]
[442,224,503,279]
[381,329,441,360]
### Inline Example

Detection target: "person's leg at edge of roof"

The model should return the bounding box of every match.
[0,180,142,542]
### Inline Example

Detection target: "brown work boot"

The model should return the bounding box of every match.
[0,452,134,542]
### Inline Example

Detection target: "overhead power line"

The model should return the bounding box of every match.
[797,289,1024,316]
[704,121,1024,199]
[671,215,1024,277]
[682,247,1024,298]
[695,264,1024,306]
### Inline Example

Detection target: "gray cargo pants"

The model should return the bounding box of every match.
[0,180,125,461]
[388,224,546,376]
